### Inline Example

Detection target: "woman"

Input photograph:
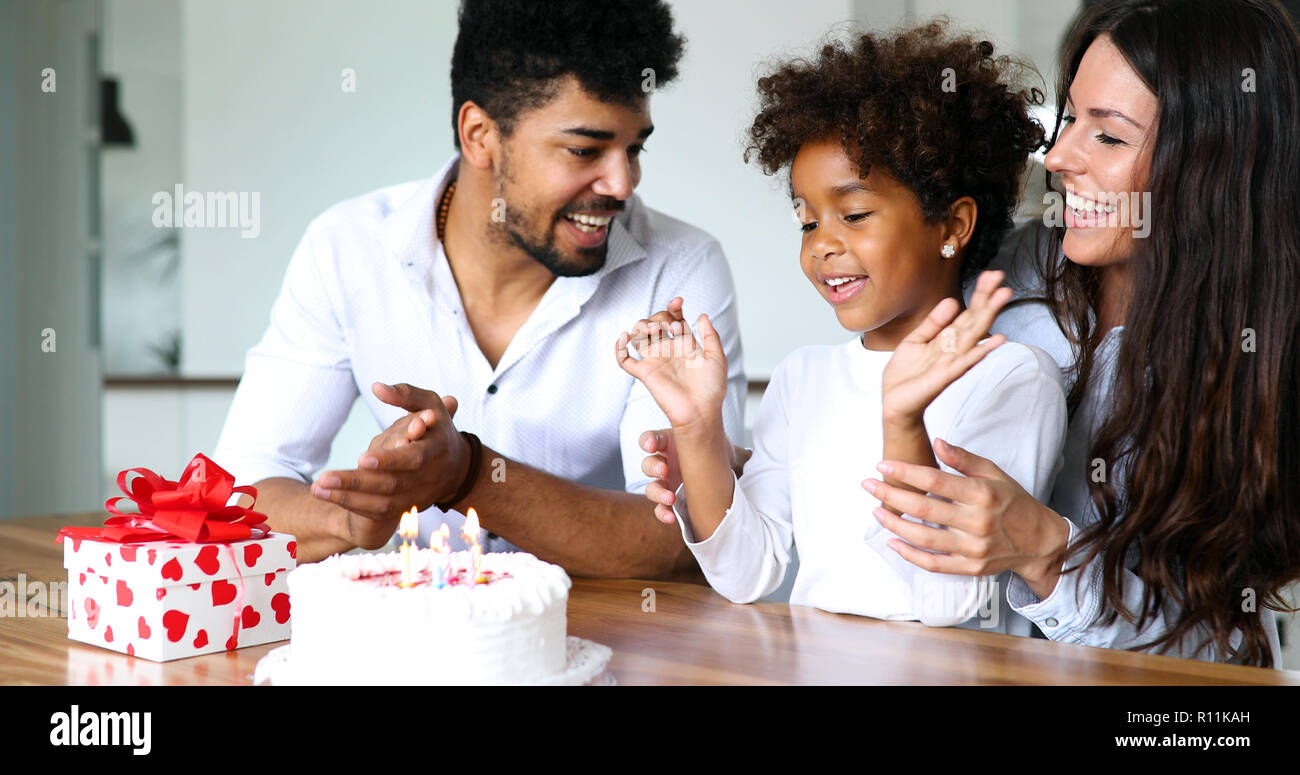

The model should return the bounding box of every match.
[643,0,1300,667]
[864,0,1300,667]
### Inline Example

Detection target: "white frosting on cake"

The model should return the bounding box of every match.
[284,550,571,685]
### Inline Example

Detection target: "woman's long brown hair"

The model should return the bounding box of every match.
[1042,0,1300,666]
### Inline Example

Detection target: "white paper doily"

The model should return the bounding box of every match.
[254,636,613,686]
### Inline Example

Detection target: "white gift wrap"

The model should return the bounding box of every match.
[62,531,297,661]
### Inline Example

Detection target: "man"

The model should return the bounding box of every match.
[213,0,746,580]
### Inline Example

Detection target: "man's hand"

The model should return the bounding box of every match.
[363,394,458,457]
[638,428,752,524]
[311,382,469,548]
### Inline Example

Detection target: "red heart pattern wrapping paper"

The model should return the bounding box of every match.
[63,533,297,662]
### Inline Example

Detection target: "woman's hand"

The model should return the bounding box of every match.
[616,297,728,434]
[862,437,1071,600]
[880,270,1012,426]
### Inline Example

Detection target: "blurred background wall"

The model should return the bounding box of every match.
[2,0,103,518]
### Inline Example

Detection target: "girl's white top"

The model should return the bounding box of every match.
[674,333,1067,632]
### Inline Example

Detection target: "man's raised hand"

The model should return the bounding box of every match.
[311,383,470,548]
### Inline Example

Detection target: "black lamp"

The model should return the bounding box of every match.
[100,77,135,147]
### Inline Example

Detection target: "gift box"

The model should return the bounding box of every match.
[59,454,297,662]
[63,531,296,661]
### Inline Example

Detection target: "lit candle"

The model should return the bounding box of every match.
[398,506,419,588]
[462,508,485,583]
[430,523,450,587]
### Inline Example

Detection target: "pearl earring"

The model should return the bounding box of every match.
[941,243,956,259]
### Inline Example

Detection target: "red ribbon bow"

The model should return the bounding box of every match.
[58,454,268,545]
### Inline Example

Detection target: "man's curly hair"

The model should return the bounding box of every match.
[745,21,1046,280]
[451,0,685,147]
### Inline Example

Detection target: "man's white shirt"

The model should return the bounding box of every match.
[214,155,746,552]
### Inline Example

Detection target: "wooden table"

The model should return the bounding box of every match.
[3,513,1297,685]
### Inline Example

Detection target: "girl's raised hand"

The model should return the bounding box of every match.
[880,270,1012,425]
[615,297,728,433]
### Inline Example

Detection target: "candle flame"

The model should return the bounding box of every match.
[430,523,448,553]
[399,506,419,541]
[398,506,419,588]
[462,508,483,582]
[462,508,480,543]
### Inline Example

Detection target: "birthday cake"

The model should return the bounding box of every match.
[279,549,576,685]
[256,510,612,685]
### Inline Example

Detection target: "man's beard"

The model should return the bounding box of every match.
[491,153,620,278]
[502,211,607,278]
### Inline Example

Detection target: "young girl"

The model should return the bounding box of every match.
[616,22,1066,630]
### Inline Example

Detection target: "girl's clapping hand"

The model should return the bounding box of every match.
[615,296,728,435]
[880,270,1012,425]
